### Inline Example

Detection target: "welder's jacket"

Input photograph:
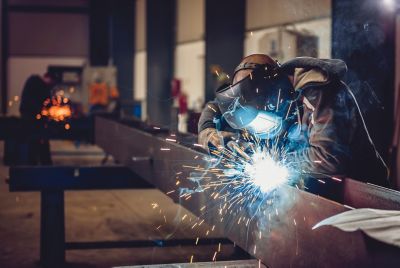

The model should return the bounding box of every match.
[198,57,388,186]
[20,75,52,119]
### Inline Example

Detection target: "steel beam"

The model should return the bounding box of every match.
[9,166,153,191]
[0,116,95,141]
[95,116,400,268]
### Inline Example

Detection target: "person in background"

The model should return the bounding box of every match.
[89,77,109,113]
[19,72,57,165]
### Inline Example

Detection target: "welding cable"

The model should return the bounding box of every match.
[342,81,390,183]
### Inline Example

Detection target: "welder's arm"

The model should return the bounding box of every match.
[198,100,238,152]
[198,100,220,132]
[286,89,355,177]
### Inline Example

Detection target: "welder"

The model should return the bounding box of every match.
[19,72,57,165]
[198,54,388,186]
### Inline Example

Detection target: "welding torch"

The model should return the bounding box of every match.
[227,140,254,163]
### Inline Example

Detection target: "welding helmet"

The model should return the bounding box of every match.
[215,62,296,139]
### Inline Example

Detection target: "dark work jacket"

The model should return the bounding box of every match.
[198,57,388,186]
[19,75,52,119]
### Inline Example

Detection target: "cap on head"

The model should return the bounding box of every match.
[233,54,279,83]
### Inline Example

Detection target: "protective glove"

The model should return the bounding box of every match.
[198,128,238,153]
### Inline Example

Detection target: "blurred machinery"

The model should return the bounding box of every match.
[47,66,84,117]
[47,65,119,116]
[259,27,318,63]
[82,65,118,114]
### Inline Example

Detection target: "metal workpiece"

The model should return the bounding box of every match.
[95,116,400,268]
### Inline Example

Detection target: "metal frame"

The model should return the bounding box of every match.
[8,165,241,268]
[95,116,400,268]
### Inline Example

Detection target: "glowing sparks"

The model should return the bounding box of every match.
[208,105,217,113]
[331,176,343,182]
[244,152,288,192]
[212,251,217,261]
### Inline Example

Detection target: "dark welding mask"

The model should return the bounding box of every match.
[215,62,296,139]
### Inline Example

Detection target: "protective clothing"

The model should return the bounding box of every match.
[198,57,388,186]
[198,128,238,153]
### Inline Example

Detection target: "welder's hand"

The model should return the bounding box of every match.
[198,128,238,153]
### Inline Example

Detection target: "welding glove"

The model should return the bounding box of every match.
[198,128,238,153]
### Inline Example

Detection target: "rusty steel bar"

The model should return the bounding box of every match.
[95,116,400,268]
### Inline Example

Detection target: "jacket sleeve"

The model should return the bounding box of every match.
[198,100,222,132]
[286,85,357,177]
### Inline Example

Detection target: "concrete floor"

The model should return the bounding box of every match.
[0,141,240,268]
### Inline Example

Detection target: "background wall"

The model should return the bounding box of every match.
[244,18,331,60]
[174,41,205,110]
[7,57,86,115]
[176,0,204,43]
[135,0,146,52]
[9,13,88,56]
[134,0,146,107]
[174,0,205,110]
[246,0,331,30]
[134,0,206,113]
[133,0,331,117]
[5,0,89,115]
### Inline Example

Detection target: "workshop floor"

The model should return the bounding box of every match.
[0,141,239,268]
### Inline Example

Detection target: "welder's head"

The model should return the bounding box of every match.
[43,72,57,87]
[215,54,296,139]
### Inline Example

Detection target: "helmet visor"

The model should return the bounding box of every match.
[215,65,294,138]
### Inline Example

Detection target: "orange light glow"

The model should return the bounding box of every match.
[40,95,72,122]
[46,106,72,122]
